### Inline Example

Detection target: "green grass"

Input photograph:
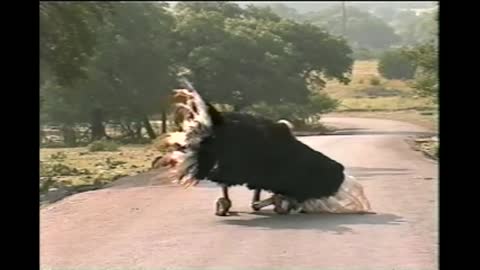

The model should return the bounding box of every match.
[40,145,163,199]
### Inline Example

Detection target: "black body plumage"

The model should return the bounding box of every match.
[183,102,346,203]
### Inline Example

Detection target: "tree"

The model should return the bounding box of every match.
[79,2,177,139]
[41,2,177,143]
[175,1,244,19]
[245,92,339,127]
[299,6,401,50]
[403,8,438,100]
[40,2,113,87]
[404,41,438,99]
[395,10,437,46]
[173,3,353,109]
[347,16,401,50]
[40,2,116,144]
[378,49,417,80]
[40,79,90,146]
[40,2,354,144]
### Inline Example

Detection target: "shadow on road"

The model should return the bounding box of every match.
[220,212,405,234]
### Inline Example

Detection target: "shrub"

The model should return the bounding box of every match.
[370,77,381,85]
[244,93,339,129]
[40,163,81,177]
[378,49,417,80]
[50,152,67,160]
[88,140,120,152]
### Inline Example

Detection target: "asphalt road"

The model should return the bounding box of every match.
[40,117,438,270]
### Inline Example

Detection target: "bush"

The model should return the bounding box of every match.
[40,163,82,177]
[244,93,339,129]
[403,41,438,100]
[370,77,381,85]
[308,92,340,114]
[88,140,120,152]
[409,71,438,99]
[50,152,67,160]
[378,49,417,80]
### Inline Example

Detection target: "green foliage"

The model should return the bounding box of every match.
[40,163,83,177]
[303,6,400,50]
[399,7,438,100]
[308,92,341,114]
[378,50,417,80]
[88,140,120,152]
[80,3,177,119]
[410,69,438,98]
[174,3,352,108]
[105,158,127,169]
[50,152,67,160]
[41,3,177,143]
[404,41,438,99]
[41,2,354,144]
[246,102,307,122]
[370,77,381,86]
[40,2,114,86]
[245,93,339,126]
[395,10,438,46]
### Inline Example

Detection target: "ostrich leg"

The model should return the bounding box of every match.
[251,189,262,211]
[215,185,232,216]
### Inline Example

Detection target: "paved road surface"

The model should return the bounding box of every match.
[40,117,438,269]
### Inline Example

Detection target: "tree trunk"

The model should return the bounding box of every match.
[134,121,143,138]
[91,108,107,141]
[120,122,135,138]
[143,115,157,139]
[62,125,77,147]
[161,110,167,134]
